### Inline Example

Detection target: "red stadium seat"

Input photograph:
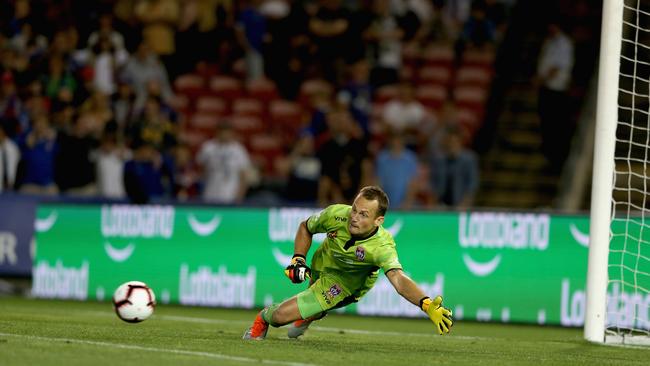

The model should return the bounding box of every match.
[417,66,453,86]
[298,79,334,106]
[421,45,454,68]
[456,66,493,87]
[461,49,496,67]
[246,78,280,103]
[189,113,220,132]
[415,84,448,110]
[269,100,303,127]
[248,133,284,175]
[232,98,264,118]
[174,73,205,93]
[374,84,400,105]
[230,115,265,136]
[195,96,228,115]
[209,76,244,101]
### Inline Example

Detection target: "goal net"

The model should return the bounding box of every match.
[586,0,650,345]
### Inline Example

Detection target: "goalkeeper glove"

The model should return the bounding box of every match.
[421,295,453,335]
[284,254,311,284]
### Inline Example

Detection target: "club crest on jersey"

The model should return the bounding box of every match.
[355,246,366,261]
[327,231,338,239]
[328,284,342,297]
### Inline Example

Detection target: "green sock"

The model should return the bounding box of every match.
[260,304,280,327]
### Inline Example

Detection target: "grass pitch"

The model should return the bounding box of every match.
[0,296,648,365]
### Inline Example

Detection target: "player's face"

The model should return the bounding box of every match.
[349,195,384,236]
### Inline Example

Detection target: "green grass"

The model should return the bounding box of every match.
[0,296,648,365]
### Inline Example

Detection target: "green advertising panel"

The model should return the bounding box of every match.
[32,204,646,327]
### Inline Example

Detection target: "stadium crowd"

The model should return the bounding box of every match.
[0,0,513,208]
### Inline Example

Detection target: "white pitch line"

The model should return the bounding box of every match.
[0,332,317,366]
[77,310,487,341]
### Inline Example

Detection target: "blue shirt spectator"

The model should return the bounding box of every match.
[376,134,418,208]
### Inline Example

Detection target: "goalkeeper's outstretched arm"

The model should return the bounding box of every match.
[386,269,453,335]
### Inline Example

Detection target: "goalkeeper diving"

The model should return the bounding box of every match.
[243,186,453,340]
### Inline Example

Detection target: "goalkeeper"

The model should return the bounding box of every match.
[243,186,452,340]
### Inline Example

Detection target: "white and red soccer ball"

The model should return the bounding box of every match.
[112,281,156,323]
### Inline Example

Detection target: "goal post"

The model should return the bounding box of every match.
[585,0,650,345]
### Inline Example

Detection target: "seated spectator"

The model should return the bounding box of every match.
[455,2,496,63]
[429,127,479,208]
[196,121,252,204]
[0,122,20,192]
[123,138,172,204]
[96,130,130,199]
[376,132,418,209]
[85,34,129,96]
[17,115,59,195]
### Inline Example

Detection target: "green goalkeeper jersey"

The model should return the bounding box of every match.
[306,204,402,295]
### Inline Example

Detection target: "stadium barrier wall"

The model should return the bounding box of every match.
[30,203,648,328]
[0,195,38,276]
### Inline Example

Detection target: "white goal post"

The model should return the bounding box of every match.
[585,0,650,345]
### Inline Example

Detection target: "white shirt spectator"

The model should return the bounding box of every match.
[197,139,251,203]
[537,30,574,92]
[96,147,130,199]
[0,136,20,192]
[383,99,426,132]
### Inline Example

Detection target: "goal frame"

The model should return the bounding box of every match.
[584,0,623,344]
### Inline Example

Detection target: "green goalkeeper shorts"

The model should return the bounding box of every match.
[296,272,352,319]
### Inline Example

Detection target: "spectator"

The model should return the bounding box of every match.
[338,58,372,138]
[282,134,321,204]
[309,0,351,81]
[376,132,418,208]
[127,95,176,152]
[317,106,367,205]
[78,91,114,138]
[0,71,22,137]
[123,138,172,204]
[455,2,496,63]
[0,122,20,192]
[382,82,428,148]
[54,115,98,196]
[96,130,130,199]
[429,127,479,208]
[121,40,174,114]
[196,121,252,204]
[87,13,126,52]
[171,143,199,200]
[41,56,77,100]
[111,82,136,133]
[235,0,267,82]
[536,20,574,172]
[134,0,180,72]
[17,115,59,195]
[364,0,404,88]
[85,34,129,96]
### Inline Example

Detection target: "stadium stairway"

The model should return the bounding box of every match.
[475,80,559,209]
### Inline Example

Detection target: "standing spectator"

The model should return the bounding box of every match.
[0,122,20,192]
[86,34,129,96]
[171,144,199,201]
[235,0,267,82]
[123,138,171,204]
[382,81,428,148]
[338,58,372,138]
[309,0,351,81]
[454,2,495,63]
[54,116,98,196]
[96,131,130,199]
[17,115,59,195]
[430,127,479,208]
[121,40,174,114]
[196,122,252,204]
[282,134,321,204]
[317,106,366,205]
[376,132,418,208]
[41,56,77,100]
[364,0,404,88]
[87,13,126,52]
[134,0,180,74]
[536,20,574,172]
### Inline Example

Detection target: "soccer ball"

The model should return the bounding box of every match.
[112,281,156,323]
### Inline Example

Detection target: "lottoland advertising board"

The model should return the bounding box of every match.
[31,204,649,328]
